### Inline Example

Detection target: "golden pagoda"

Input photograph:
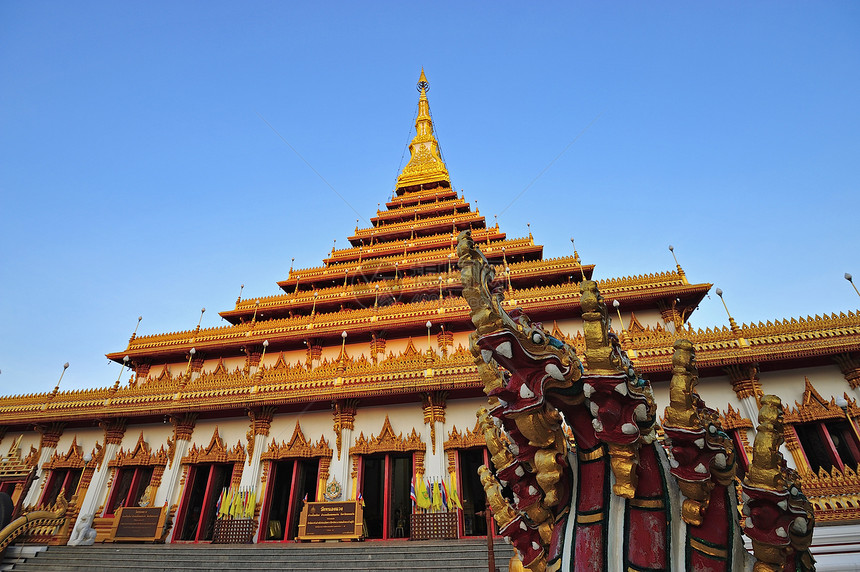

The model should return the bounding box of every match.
[1,72,859,568]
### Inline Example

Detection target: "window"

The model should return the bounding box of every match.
[39,468,82,506]
[105,466,154,515]
[794,421,860,473]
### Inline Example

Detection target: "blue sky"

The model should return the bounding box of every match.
[1,2,858,395]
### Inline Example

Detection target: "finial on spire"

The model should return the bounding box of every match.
[396,69,450,193]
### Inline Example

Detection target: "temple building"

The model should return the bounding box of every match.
[1,71,859,562]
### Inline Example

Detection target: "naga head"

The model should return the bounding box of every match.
[458,230,584,415]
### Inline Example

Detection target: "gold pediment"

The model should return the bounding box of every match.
[182,426,246,465]
[444,421,485,450]
[350,416,423,455]
[261,421,332,460]
[109,432,168,468]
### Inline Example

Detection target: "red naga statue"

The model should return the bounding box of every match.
[457,230,815,572]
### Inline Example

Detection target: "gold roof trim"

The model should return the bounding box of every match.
[324,227,499,262]
[444,421,485,450]
[350,415,424,455]
[372,196,468,222]
[261,421,332,460]
[108,432,168,468]
[350,210,482,240]
[387,186,457,207]
[4,310,860,424]
[300,237,537,279]
[181,426,245,465]
[120,280,699,356]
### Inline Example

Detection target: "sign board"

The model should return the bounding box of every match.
[109,506,166,542]
[297,501,363,540]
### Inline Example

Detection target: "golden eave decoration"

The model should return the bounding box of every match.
[260,421,332,461]
[350,415,424,455]
[444,421,486,451]
[42,437,85,470]
[181,426,246,465]
[108,432,168,468]
[0,436,33,480]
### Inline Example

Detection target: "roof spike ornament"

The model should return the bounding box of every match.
[43,362,69,410]
[571,238,585,281]
[129,315,143,343]
[715,288,747,346]
[846,272,860,298]
[395,70,450,194]
[668,245,688,284]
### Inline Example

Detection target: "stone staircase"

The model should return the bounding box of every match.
[4,539,513,572]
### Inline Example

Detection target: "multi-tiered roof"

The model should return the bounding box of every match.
[7,72,858,428]
[104,71,707,368]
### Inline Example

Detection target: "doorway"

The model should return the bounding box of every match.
[262,459,319,541]
[458,448,489,536]
[175,463,233,542]
[360,453,412,539]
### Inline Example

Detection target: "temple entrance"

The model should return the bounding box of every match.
[360,453,412,539]
[262,459,318,541]
[458,448,489,536]
[175,463,233,542]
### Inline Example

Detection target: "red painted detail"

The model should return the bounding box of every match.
[626,445,668,570]
[574,524,604,572]
[282,461,300,542]
[576,458,606,511]
[686,484,730,572]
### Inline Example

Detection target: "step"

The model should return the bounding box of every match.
[9,540,513,572]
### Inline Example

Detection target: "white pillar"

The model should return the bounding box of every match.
[22,445,58,506]
[339,427,354,499]
[72,442,121,521]
[240,433,267,490]
[738,396,761,429]
[423,420,445,480]
[158,438,191,543]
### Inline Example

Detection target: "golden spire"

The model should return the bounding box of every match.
[396,69,450,193]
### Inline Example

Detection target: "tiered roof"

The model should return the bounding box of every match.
[100,70,708,365]
[4,310,860,426]
[16,70,853,430]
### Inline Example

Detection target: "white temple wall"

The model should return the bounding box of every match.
[693,375,746,415]
[760,366,849,404]
[119,422,174,450]
[55,428,102,458]
[5,432,40,455]
[624,309,663,330]
[200,356,245,374]
[449,330,472,352]
[191,417,248,450]
[554,318,583,338]
[445,397,486,434]
[352,405,419,440]
[378,337,413,356]
[268,410,331,445]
